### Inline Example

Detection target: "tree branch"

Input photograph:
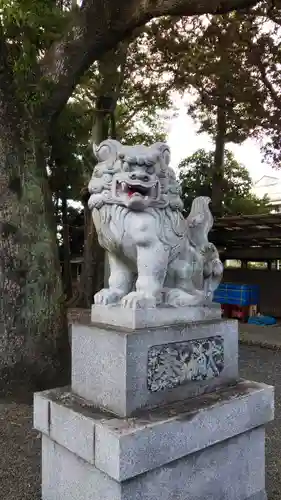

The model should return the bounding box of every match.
[40,0,260,122]
[246,35,281,112]
[256,59,281,111]
[149,0,259,17]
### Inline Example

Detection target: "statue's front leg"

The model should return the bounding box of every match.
[94,253,133,306]
[121,243,169,309]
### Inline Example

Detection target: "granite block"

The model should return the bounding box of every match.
[94,380,274,480]
[34,380,274,481]
[122,427,266,500]
[42,436,119,500]
[34,392,50,435]
[41,427,267,500]
[72,324,127,415]
[91,303,222,329]
[71,319,238,416]
[247,493,267,500]
[49,400,95,464]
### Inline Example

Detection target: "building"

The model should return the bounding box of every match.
[253,175,281,212]
[211,213,281,317]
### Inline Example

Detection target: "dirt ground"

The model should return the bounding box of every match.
[0,342,280,499]
[0,402,41,499]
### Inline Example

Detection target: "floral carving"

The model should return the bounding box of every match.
[147,336,224,392]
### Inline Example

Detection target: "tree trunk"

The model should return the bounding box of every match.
[79,47,128,306]
[0,126,70,394]
[79,200,105,308]
[78,103,109,307]
[211,101,227,217]
[0,41,70,394]
[61,192,73,300]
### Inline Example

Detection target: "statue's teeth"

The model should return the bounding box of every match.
[121,182,126,190]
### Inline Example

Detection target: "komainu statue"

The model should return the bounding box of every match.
[88,139,223,309]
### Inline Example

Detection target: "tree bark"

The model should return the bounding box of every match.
[61,192,73,299]
[212,101,227,217]
[211,28,230,219]
[0,36,70,394]
[79,200,105,308]
[0,129,70,393]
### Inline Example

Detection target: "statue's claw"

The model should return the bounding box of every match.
[121,292,157,309]
[165,288,204,307]
[94,288,125,306]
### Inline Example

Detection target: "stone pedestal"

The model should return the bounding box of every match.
[34,306,274,500]
[73,306,236,417]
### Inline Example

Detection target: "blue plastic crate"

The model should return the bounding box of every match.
[213,283,259,306]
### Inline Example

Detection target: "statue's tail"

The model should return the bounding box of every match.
[186,196,213,249]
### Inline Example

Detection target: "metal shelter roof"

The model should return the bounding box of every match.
[210,213,281,260]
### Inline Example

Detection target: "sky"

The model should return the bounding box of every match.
[167,94,281,184]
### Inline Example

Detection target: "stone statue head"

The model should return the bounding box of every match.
[88,139,183,212]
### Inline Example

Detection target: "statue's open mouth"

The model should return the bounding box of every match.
[114,180,159,200]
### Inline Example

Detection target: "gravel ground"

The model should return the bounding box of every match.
[0,344,280,500]
[0,402,41,499]
[239,345,281,500]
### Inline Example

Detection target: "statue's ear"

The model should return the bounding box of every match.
[93,139,122,162]
[153,142,171,166]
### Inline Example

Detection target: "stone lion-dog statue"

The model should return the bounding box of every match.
[88,139,223,309]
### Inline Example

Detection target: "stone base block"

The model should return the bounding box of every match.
[35,380,273,500]
[71,317,238,416]
[42,429,267,500]
[91,303,222,329]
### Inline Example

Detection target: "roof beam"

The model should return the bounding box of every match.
[220,247,281,260]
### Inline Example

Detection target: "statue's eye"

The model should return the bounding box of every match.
[103,174,112,183]
[146,165,155,175]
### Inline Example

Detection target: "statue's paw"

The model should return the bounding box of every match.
[94,288,124,306]
[212,259,223,276]
[165,289,204,307]
[121,292,157,309]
